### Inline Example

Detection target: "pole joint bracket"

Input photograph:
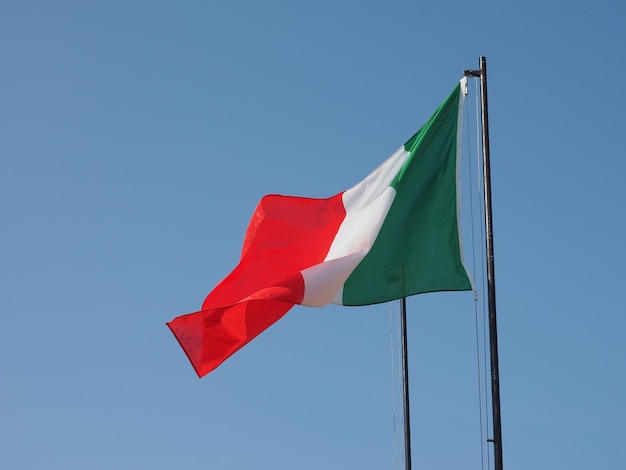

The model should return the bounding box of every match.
[464,69,482,77]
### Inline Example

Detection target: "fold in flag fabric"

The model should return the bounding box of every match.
[168,78,473,377]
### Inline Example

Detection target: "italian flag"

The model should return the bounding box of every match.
[168,78,473,377]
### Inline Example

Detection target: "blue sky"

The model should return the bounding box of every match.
[2,1,625,469]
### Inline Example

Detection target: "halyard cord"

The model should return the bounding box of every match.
[466,77,486,470]
[467,77,493,470]
[477,77,493,470]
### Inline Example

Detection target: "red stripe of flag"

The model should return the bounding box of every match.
[167,192,346,377]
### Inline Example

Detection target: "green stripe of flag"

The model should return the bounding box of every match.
[342,82,471,305]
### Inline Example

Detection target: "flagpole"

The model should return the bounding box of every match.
[464,56,504,470]
[400,297,412,470]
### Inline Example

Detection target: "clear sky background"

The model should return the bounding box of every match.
[2,1,625,469]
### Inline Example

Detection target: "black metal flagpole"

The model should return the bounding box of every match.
[400,297,412,470]
[464,56,504,470]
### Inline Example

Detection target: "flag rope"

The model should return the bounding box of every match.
[465,81,487,470]
[476,76,493,470]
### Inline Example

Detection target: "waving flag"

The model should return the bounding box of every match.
[168,79,472,377]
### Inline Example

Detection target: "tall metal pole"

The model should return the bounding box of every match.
[464,56,504,470]
[400,297,412,470]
